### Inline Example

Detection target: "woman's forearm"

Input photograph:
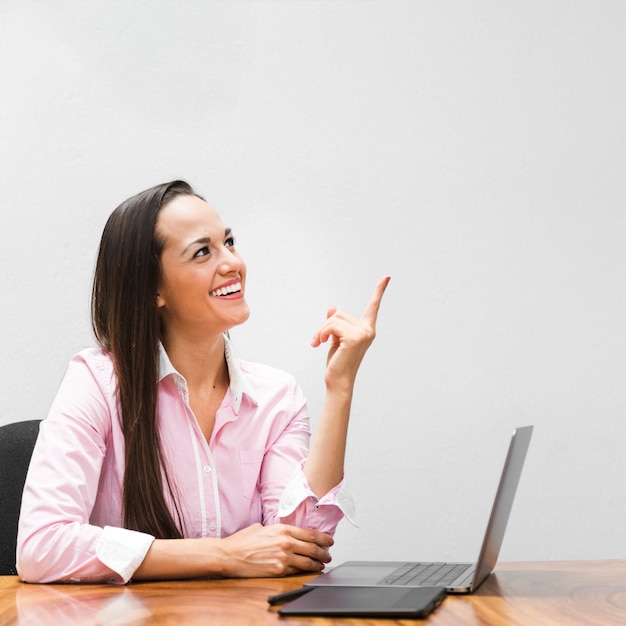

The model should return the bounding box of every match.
[133,537,228,580]
[303,386,353,498]
[133,523,333,581]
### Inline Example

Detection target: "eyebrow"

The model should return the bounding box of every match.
[181,228,232,257]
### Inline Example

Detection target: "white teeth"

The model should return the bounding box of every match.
[210,282,241,297]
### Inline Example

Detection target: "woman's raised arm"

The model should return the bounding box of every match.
[305,276,390,497]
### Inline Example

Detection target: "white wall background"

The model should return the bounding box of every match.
[2,1,625,565]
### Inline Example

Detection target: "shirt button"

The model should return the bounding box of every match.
[203,465,212,473]
[209,522,216,531]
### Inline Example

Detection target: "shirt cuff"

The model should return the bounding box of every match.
[96,526,155,584]
[278,463,357,526]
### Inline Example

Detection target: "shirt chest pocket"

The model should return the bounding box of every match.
[239,448,265,500]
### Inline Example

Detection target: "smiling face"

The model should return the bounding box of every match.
[155,194,249,341]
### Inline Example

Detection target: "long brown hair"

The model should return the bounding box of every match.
[91,180,198,538]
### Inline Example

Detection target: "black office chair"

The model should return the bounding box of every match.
[0,419,41,575]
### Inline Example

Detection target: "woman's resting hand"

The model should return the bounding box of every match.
[219,523,334,577]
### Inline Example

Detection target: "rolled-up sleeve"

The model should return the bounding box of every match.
[277,462,356,532]
[255,377,355,535]
[96,526,155,583]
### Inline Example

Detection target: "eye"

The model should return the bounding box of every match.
[193,245,210,259]
[225,236,236,248]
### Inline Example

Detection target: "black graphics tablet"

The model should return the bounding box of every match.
[277,585,446,619]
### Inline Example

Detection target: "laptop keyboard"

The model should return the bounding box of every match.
[378,562,473,587]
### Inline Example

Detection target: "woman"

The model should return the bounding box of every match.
[16,180,389,584]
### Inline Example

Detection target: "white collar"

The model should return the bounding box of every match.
[158,334,257,414]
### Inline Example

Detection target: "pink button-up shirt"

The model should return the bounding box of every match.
[17,337,354,584]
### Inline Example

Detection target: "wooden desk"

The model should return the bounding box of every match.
[1,560,625,625]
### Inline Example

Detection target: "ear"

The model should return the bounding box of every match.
[157,293,166,308]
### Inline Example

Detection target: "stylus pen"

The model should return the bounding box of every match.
[267,586,313,605]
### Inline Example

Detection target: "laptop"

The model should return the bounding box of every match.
[306,425,533,594]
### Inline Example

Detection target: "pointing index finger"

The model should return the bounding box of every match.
[362,275,391,324]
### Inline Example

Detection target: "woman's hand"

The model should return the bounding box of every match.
[311,276,390,390]
[219,523,333,577]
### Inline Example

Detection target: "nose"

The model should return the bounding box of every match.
[217,245,243,274]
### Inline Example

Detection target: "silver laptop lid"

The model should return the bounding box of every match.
[464,425,533,592]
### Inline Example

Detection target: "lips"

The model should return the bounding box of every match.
[209,281,242,297]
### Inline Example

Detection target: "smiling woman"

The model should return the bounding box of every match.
[15,180,389,584]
